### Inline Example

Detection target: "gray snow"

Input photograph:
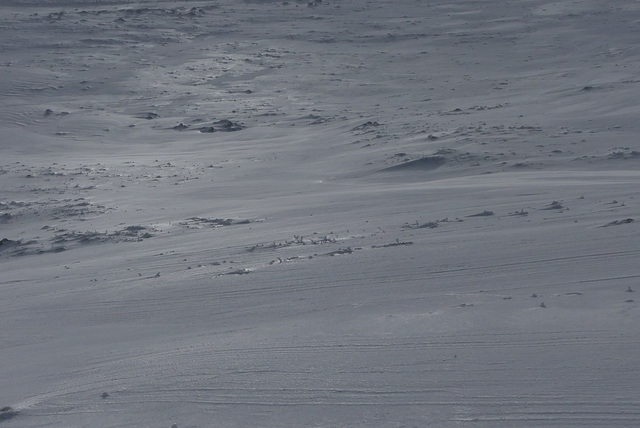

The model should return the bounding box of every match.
[1,0,640,426]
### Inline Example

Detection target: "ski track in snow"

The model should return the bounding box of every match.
[1,0,640,426]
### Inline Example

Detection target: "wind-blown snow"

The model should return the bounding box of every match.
[1,0,639,426]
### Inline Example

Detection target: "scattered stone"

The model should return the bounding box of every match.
[0,238,21,254]
[542,201,564,210]
[372,240,413,248]
[403,221,438,229]
[351,121,380,131]
[467,210,494,217]
[182,217,250,228]
[0,238,17,247]
[540,302,546,308]
[509,209,528,216]
[602,218,635,227]
[326,247,358,256]
[225,268,251,275]
[0,406,17,421]
[101,392,109,399]
[607,150,640,160]
[199,119,244,133]
[213,119,235,129]
[418,221,439,229]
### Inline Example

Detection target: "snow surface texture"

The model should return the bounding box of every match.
[1,0,640,426]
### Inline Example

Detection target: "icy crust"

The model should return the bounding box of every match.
[1,0,640,427]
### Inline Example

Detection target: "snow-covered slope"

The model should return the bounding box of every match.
[1,0,639,426]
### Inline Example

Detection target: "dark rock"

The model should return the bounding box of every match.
[0,407,17,422]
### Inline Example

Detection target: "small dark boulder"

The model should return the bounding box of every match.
[213,119,244,131]
[172,123,188,131]
[0,407,17,422]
